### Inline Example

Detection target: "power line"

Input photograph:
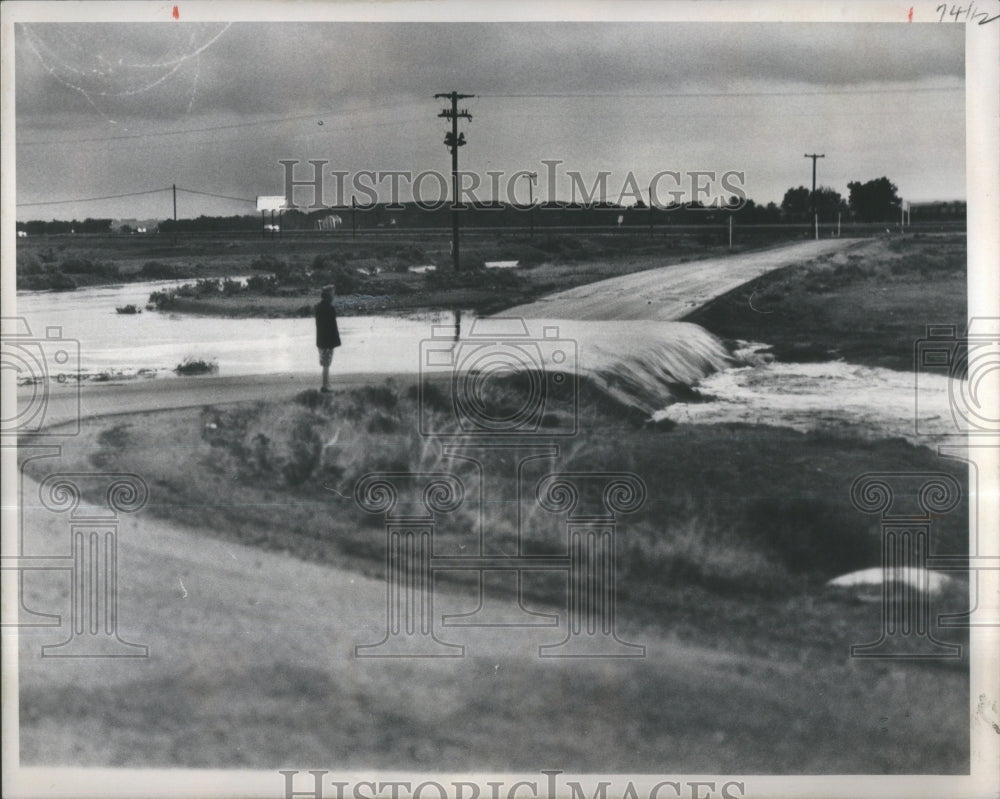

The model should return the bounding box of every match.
[480,86,963,99]
[175,186,255,204]
[16,187,170,207]
[19,100,430,147]
[17,185,255,210]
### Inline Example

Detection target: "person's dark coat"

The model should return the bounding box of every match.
[315,299,341,348]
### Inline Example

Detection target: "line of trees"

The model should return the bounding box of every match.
[14,176,925,234]
[780,176,904,223]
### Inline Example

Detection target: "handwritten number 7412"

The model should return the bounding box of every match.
[936,2,1000,23]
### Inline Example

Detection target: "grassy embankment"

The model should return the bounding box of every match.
[18,232,971,771]
[686,232,967,373]
[18,230,789,315]
[22,232,971,654]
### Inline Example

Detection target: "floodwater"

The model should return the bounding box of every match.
[12,279,961,445]
[13,279,454,378]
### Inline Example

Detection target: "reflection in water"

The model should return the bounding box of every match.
[16,282,953,444]
[16,280,467,378]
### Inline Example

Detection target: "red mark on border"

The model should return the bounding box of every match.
[908,6,913,21]
[172,5,179,19]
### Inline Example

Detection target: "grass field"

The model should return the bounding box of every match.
[686,233,967,372]
[17,228,800,315]
[16,231,972,772]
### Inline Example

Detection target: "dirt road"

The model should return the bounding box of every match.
[17,239,855,430]
[11,236,961,777]
[504,238,854,320]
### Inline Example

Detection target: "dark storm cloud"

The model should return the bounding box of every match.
[16,22,963,122]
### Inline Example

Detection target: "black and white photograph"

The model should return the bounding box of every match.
[2,2,998,797]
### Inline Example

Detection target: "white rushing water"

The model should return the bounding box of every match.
[12,281,964,446]
[656,355,962,446]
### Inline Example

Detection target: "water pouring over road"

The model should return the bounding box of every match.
[13,238,958,445]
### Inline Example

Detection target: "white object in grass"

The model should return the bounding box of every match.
[826,567,952,599]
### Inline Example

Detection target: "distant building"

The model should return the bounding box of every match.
[909,201,966,222]
[316,214,343,231]
[111,218,161,233]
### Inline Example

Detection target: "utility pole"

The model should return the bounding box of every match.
[172,183,177,223]
[520,171,537,238]
[648,183,654,239]
[804,153,824,240]
[436,91,474,271]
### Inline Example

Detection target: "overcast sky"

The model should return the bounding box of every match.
[14,21,965,221]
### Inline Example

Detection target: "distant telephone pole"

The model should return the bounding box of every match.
[804,153,824,240]
[436,91,474,271]
[172,183,177,223]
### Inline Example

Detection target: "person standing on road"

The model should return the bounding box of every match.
[315,285,341,393]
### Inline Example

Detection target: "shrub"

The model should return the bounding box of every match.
[174,357,218,376]
[357,383,399,410]
[366,411,400,433]
[139,261,179,278]
[59,257,119,278]
[250,255,292,277]
[59,257,97,273]
[25,271,78,291]
[16,251,45,275]
[147,288,176,310]
[740,496,878,576]
[282,416,324,485]
[533,234,584,259]
[245,274,281,294]
[329,265,363,295]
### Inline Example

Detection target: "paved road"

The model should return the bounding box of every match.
[16,371,401,436]
[504,238,855,320]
